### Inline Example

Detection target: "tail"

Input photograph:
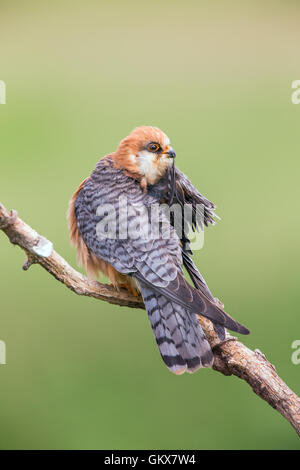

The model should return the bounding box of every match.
[139,282,213,374]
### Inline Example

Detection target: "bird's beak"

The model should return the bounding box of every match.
[163,146,176,159]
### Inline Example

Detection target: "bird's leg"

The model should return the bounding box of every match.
[212,334,237,350]
[123,281,142,298]
[109,280,142,298]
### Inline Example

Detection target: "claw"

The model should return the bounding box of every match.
[212,335,237,350]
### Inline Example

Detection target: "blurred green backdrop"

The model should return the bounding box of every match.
[1,0,300,450]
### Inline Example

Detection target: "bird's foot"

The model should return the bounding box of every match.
[125,284,142,298]
[212,334,237,350]
[112,281,141,298]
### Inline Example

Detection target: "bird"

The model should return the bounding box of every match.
[68,126,249,375]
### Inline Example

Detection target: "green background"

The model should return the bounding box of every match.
[0,0,299,449]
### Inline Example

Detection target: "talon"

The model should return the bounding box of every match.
[108,282,120,291]
[212,335,237,350]
[127,285,141,298]
[121,281,141,298]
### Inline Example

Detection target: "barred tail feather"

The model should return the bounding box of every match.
[140,283,213,374]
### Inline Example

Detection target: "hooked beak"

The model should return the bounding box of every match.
[163,146,176,159]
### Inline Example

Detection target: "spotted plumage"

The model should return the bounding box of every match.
[68,126,249,374]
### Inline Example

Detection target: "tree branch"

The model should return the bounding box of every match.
[1,201,300,437]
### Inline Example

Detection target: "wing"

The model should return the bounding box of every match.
[74,158,249,335]
[173,166,217,229]
[163,164,231,338]
[161,164,219,255]
[181,251,226,341]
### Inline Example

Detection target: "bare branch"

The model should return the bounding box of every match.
[0,203,144,310]
[1,201,300,436]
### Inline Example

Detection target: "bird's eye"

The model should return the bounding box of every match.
[147,143,160,152]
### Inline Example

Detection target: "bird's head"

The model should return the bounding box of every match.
[113,126,176,186]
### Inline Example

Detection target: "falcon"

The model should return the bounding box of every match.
[68,126,249,374]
